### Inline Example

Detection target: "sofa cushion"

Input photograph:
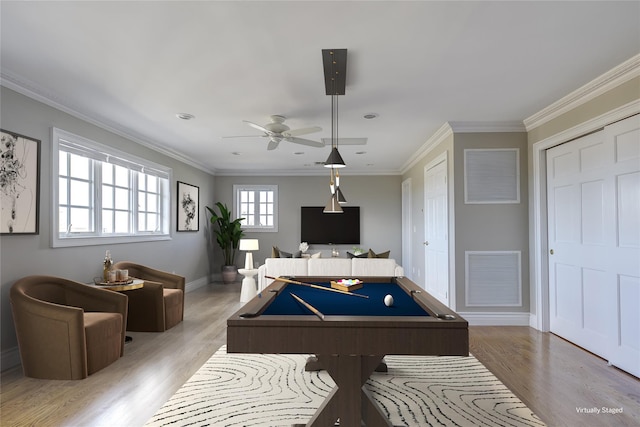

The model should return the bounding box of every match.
[264,258,308,286]
[308,258,352,277]
[352,258,398,276]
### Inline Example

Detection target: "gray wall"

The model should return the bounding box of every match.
[0,88,216,369]
[401,130,530,313]
[212,175,403,268]
[453,132,529,312]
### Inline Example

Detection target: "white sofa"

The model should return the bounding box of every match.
[257,257,404,291]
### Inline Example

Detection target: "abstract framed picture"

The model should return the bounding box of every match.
[177,181,199,232]
[1,129,40,235]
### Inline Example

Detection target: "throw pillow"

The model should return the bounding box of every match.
[347,251,368,259]
[271,246,281,258]
[310,251,322,258]
[368,249,390,259]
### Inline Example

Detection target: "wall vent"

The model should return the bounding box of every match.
[466,251,522,306]
[464,149,520,203]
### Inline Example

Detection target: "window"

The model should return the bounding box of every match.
[52,128,171,247]
[233,185,278,232]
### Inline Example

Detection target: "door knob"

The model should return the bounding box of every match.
[424,241,429,246]
[550,249,554,255]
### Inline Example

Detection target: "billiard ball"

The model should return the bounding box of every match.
[384,294,394,307]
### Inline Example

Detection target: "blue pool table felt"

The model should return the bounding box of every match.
[261,282,430,317]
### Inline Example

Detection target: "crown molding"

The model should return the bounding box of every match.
[524,54,640,131]
[1,70,217,175]
[400,122,454,174]
[448,121,526,133]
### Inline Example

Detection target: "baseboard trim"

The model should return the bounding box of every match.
[1,346,21,373]
[458,312,531,326]
[185,276,210,293]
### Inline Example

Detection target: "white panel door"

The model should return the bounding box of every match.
[424,159,449,305]
[547,114,640,377]
[604,116,640,377]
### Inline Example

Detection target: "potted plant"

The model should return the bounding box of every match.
[206,202,245,283]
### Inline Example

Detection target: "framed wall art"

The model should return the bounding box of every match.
[177,181,199,232]
[1,129,40,235]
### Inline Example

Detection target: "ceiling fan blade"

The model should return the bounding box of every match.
[244,120,271,134]
[267,140,280,150]
[222,134,267,139]
[284,126,322,137]
[285,137,324,148]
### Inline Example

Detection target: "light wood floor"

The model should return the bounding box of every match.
[1,283,638,427]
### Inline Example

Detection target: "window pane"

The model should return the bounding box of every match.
[69,154,89,179]
[59,177,68,204]
[102,186,113,209]
[102,210,113,233]
[102,163,113,184]
[59,208,67,233]
[147,194,158,212]
[70,207,91,232]
[147,176,157,192]
[114,211,129,233]
[114,165,128,187]
[138,193,146,211]
[146,213,158,232]
[138,172,146,191]
[59,152,67,173]
[115,188,129,210]
[70,180,90,206]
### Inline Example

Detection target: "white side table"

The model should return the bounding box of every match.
[238,268,258,303]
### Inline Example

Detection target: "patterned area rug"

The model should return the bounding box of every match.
[146,346,545,427]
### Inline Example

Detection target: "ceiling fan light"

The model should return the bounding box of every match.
[324,147,346,168]
[323,193,343,213]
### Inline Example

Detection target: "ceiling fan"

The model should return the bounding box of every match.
[224,115,323,150]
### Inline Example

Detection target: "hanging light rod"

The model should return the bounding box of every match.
[322,49,347,95]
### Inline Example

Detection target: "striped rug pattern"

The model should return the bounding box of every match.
[146,346,545,427]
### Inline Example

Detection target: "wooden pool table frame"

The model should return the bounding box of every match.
[227,276,469,427]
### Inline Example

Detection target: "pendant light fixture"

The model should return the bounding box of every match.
[324,167,344,213]
[322,49,348,212]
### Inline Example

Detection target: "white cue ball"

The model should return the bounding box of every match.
[384,294,394,307]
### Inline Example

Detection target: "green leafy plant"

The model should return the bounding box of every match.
[206,202,245,266]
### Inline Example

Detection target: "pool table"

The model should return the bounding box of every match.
[227,276,468,427]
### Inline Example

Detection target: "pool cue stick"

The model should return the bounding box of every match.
[290,292,325,320]
[267,276,368,299]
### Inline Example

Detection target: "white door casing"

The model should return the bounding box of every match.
[401,178,413,282]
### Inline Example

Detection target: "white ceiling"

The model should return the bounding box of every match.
[1,1,638,175]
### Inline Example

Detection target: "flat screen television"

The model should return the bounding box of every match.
[300,206,360,244]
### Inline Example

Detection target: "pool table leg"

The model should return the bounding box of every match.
[304,354,392,427]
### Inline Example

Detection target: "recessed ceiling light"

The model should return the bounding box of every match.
[363,113,378,119]
[294,152,305,155]
[356,151,367,155]
[232,152,241,156]
[176,113,195,120]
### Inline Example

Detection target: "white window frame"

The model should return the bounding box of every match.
[233,184,278,232]
[51,128,172,248]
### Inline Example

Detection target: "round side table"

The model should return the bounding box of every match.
[238,268,258,303]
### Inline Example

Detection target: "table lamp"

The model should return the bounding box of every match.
[239,239,259,270]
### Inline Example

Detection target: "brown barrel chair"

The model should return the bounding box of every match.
[112,262,185,332]
[10,275,128,380]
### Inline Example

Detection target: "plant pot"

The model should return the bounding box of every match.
[221,265,238,284]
